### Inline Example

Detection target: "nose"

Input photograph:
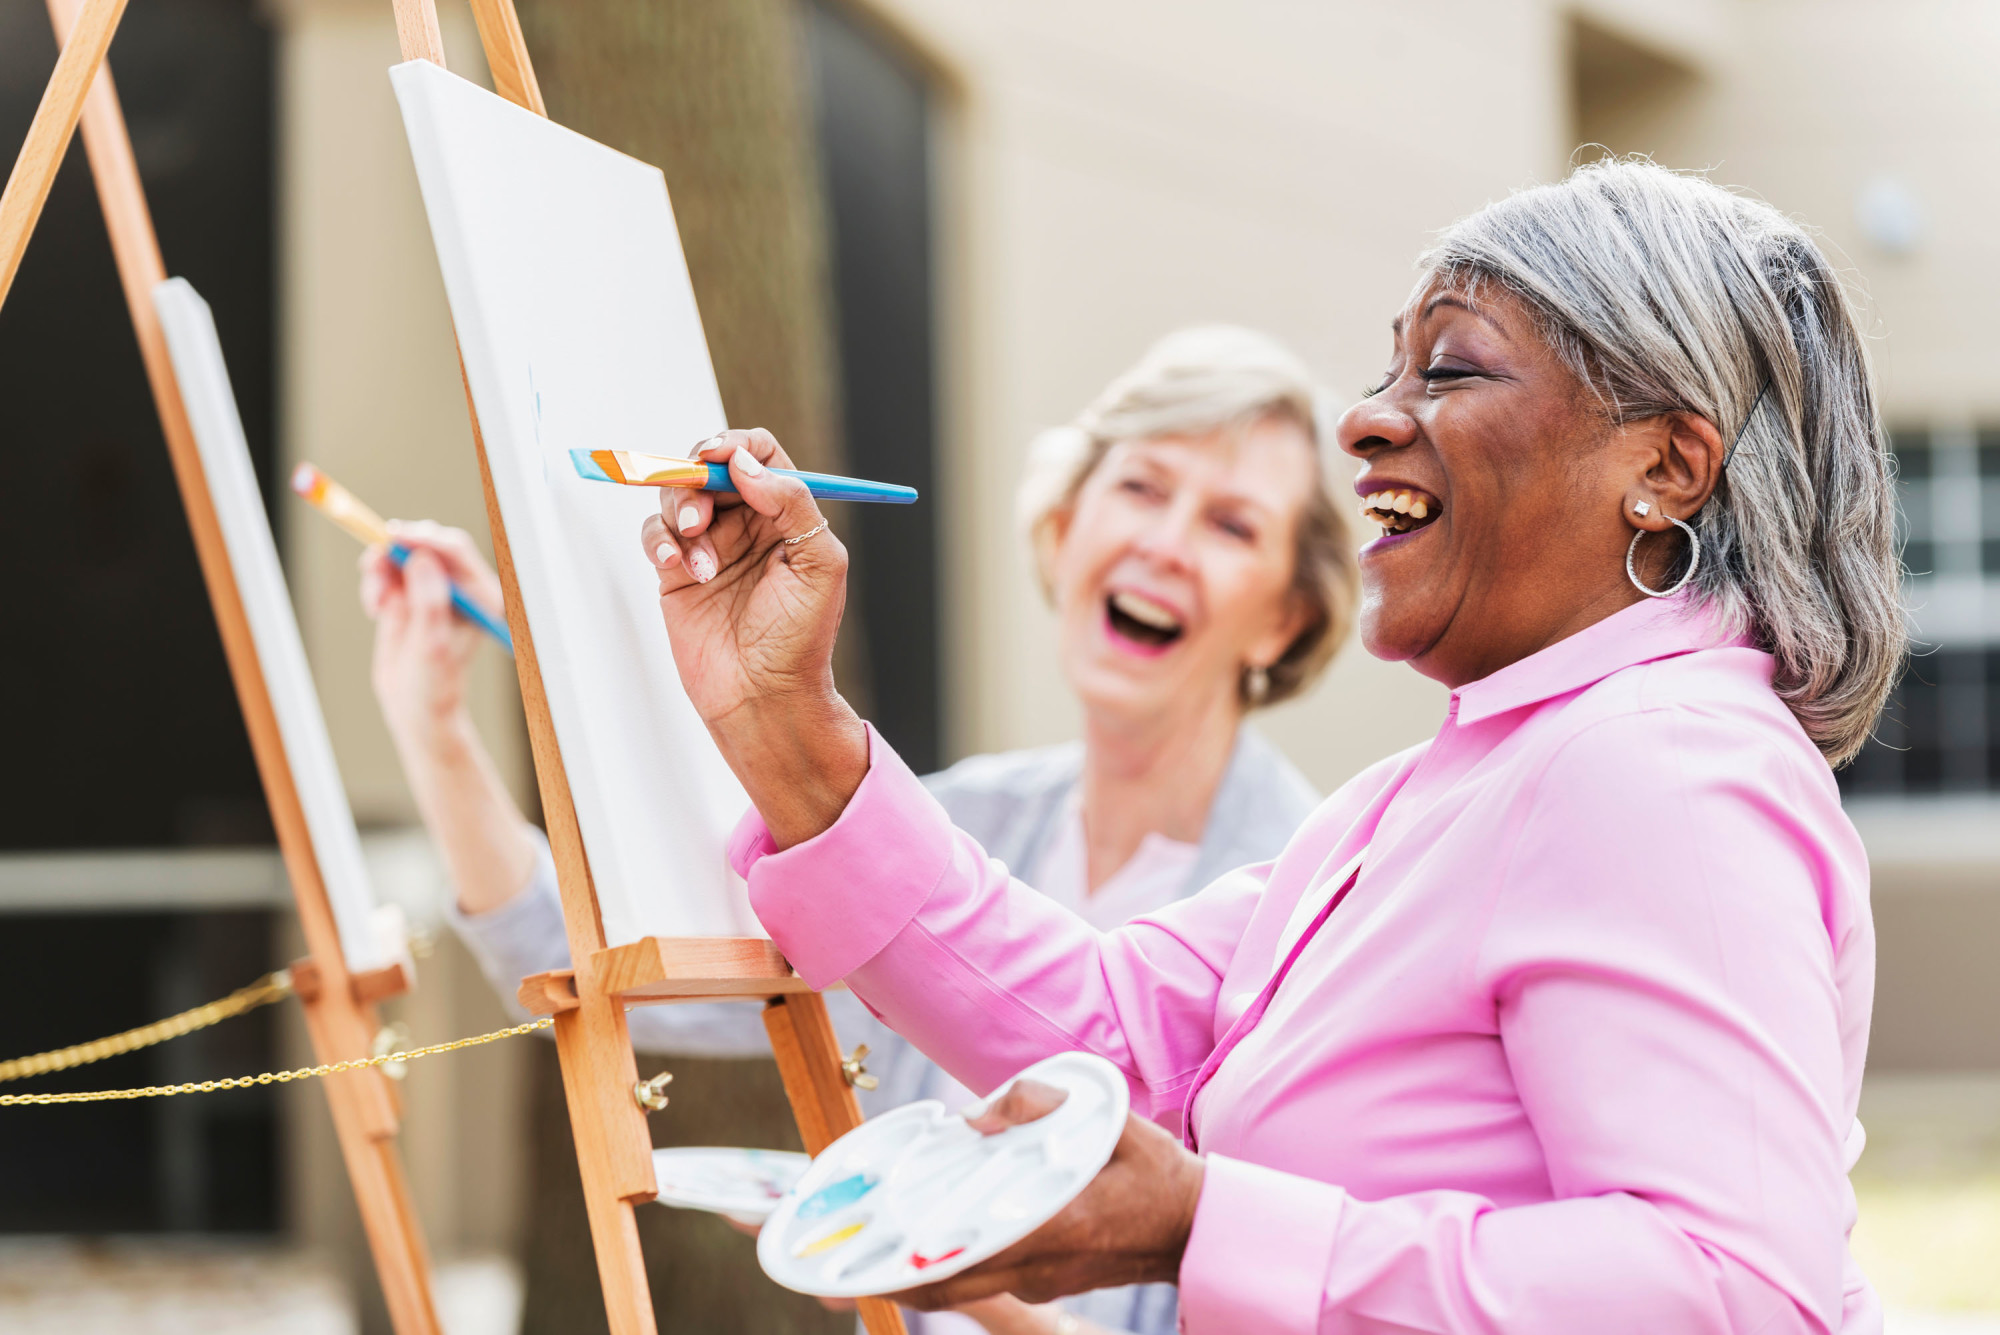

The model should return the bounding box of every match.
[1337,388,1418,461]
[1131,497,1199,571]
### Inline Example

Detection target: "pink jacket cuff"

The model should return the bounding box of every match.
[727,724,954,990]
[1179,1154,1342,1335]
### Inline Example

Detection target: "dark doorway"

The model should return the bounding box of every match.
[803,1,943,773]
[0,0,277,851]
[0,0,281,1235]
[0,911,282,1234]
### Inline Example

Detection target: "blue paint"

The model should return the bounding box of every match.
[796,1173,878,1221]
[568,449,614,484]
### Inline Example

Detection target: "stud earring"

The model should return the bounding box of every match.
[1632,500,1652,517]
[1243,664,1270,705]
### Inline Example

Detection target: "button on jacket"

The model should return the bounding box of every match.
[732,595,1878,1335]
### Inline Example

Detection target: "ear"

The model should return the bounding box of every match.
[1047,500,1075,549]
[1034,503,1076,598]
[1620,411,1725,533]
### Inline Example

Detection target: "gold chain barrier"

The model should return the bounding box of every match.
[0,970,298,1085]
[0,1017,555,1106]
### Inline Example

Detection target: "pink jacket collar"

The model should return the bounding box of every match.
[1452,594,1744,727]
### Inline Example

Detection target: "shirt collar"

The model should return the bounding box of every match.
[1452,594,1743,727]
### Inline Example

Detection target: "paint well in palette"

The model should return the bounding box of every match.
[797,1172,878,1220]
[795,1220,869,1257]
[757,1053,1131,1299]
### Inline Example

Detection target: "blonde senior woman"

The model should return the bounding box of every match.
[361,326,1358,1335]
[636,160,1903,1334]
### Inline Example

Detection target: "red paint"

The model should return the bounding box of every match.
[909,1246,966,1270]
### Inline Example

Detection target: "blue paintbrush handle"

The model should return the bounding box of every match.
[701,461,918,504]
[388,542,515,653]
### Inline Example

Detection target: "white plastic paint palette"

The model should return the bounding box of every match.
[650,1147,810,1226]
[757,1053,1129,1299]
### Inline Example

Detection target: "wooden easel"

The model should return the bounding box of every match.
[0,2,442,1331]
[382,2,908,1333]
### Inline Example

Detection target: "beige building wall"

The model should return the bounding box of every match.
[276,0,530,828]
[859,0,1595,790]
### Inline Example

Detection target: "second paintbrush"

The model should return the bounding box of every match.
[570,449,918,504]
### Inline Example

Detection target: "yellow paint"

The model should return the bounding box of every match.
[795,1220,867,1257]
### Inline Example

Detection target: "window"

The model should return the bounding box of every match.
[1841,427,2000,795]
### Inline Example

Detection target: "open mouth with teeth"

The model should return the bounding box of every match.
[1360,487,1443,537]
[1105,589,1185,651]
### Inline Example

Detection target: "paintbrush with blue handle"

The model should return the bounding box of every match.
[291,463,514,652]
[570,449,918,504]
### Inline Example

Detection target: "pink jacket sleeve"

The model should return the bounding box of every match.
[1177,707,1867,1335]
[733,726,1266,1124]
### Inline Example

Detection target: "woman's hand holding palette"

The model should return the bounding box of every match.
[756,1052,1130,1298]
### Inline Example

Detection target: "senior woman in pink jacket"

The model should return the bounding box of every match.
[640,159,1902,1334]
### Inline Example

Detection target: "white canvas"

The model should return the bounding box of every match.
[389,60,758,943]
[153,278,390,971]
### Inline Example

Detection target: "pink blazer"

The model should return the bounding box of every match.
[732,596,1878,1334]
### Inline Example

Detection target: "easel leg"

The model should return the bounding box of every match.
[551,1001,659,1335]
[32,0,447,1327]
[765,994,910,1335]
[298,990,443,1335]
[337,1115,442,1333]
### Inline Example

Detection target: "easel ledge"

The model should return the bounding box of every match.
[518,938,814,1014]
[383,1,907,1331]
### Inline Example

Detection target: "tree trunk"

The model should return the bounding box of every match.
[509,3,851,1332]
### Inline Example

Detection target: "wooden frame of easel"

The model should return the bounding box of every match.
[0,1,441,1332]
[380,3,909,1333]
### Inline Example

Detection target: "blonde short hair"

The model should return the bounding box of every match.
[1016,326,1358,709]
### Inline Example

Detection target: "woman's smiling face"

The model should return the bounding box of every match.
[1049,420,1314,726]
[1337,281,1649,688]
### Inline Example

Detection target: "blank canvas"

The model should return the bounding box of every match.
[390,60,758,943]
[154,277,390,972]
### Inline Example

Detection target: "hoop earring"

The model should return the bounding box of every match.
[1626,516,1702,598]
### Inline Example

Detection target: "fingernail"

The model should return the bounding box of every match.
[679,504,701,532]
[655,543,679,567]
[689,548,716,583]
[733,446,764,477]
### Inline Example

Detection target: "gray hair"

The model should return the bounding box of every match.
[1018,325,1359,709]
[1425,159,1903,765]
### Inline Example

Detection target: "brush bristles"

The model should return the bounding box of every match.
[291,463,329,504]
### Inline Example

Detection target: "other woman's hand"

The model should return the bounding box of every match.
[891,1079,1205,1312]
[639,428,867,848]
[360,520,503,748]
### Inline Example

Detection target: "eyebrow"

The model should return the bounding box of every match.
[1118,445,1280,517]
[1390,294,1509,338]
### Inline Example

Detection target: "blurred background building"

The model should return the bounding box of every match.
[0,0,1995,1330]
